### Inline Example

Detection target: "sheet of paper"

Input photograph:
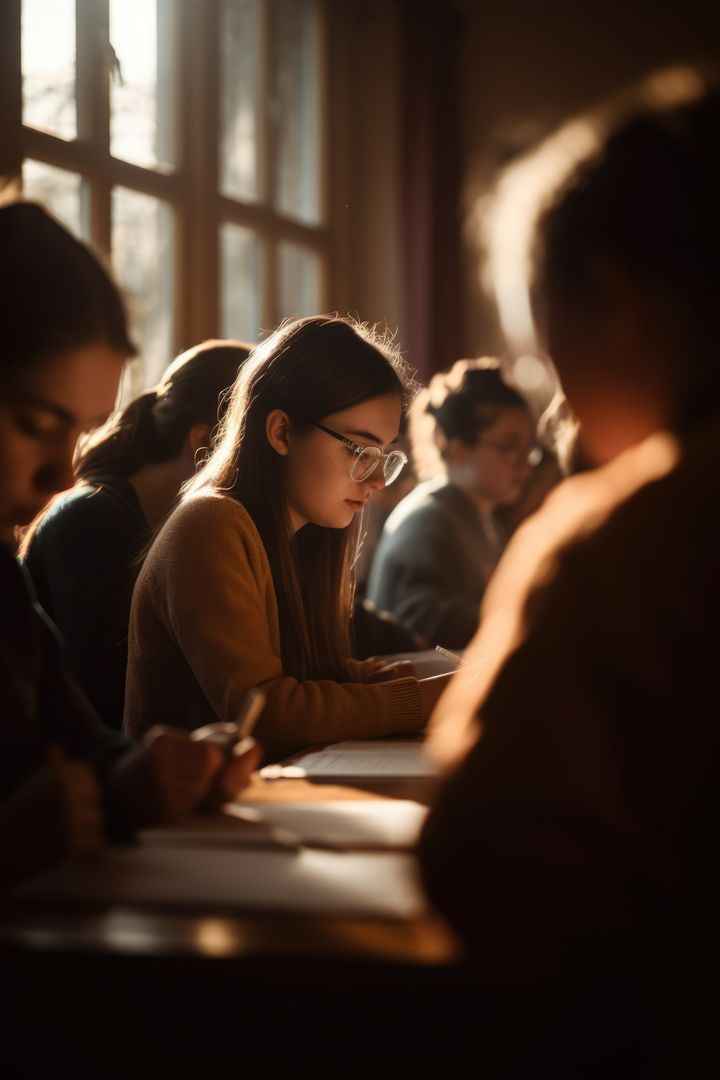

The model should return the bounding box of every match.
[382,648,461,678]
[231,799,428,850]
[279,740,439,779]
[138,811,301,851]
[17,847,428,919]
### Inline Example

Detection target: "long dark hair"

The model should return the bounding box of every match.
[186,316,418,680]
[75,339,251,479]
[0,201,135,375]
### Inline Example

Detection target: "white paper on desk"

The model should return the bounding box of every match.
[381,648,461,678]
[17,847,428,920]
[231,799,428,850]
[283,740,439,779]
[138,811,300,851]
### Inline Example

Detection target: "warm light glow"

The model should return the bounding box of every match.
[22,0,76,139]
[194,918,240,957]
[482,117,598,353]
[513,353,551,394]
[110,0,165,168]
[480,65,707,357]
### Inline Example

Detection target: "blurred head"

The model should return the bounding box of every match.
[488,67,720,465]
[75,338,251,482]
[0,203,134,540]
[188,315,418,680]
[414,359,535,507]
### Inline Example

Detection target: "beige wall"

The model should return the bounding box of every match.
[327,0,404,340]
[455,0,720,357]
[328,1,719,373]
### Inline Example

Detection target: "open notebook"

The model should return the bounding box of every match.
[262,740,440,781]
[381,648,461,678]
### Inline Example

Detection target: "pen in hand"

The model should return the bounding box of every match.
[233,687,266,754]
[190,687,266,758]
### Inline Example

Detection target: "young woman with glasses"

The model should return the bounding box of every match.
[366,359,538,649]
[124,315,452,759]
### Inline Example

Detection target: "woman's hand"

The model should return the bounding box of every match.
[109,726,225,826]
[204,736,263,807]
[51,747,106,859]
[0,746,105,885]
[346,657,417,683]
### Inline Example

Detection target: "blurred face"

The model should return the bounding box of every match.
[280,392,404,532]
[449,407,534,507]
[543,276,677,466]
[0,344,125,541]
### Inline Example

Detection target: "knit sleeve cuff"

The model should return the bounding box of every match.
[377,676,424,732]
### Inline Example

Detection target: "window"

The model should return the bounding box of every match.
[8,0,329,388]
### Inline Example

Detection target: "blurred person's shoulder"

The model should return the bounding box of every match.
[35,478,138,535]
[381,476,454,536]
[480,432,682,624]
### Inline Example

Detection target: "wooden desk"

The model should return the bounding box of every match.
[1,769,472,1058]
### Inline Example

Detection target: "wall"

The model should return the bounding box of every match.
[454,0,720,357]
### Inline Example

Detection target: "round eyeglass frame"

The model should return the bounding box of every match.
[314,422,408,485]
[475,439,543,467]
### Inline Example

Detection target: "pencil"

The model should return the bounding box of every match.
[434,644,465,667]
[236,687,266,740]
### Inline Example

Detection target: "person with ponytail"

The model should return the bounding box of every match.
[0,204,258,885]
[124,315,453,760]
[22,340,249,728]
[367,359,537,649]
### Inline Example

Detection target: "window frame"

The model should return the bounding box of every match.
[1,0,331,389]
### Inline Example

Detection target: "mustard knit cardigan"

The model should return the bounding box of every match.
[123,492,423,760]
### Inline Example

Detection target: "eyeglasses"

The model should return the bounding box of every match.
[475,440,543,467]
[314,423,408,485]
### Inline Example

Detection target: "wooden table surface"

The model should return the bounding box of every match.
[0,770,458,965]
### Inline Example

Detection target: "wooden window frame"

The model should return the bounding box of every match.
[1,0,331,387]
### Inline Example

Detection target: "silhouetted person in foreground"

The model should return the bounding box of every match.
[419,69,720,1064]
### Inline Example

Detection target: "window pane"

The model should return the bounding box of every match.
[22,0,77,140]
[22,160,83,238]
[220,0,260,201]
[110,0,175,169]
[112,188,174,385]
[273,0,321,224]
[278,243,321,321]
[220,224,262,343]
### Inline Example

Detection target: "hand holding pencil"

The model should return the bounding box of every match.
[191,688,265,806]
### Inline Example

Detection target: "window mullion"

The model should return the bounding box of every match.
[316,0,331,312]
[76,0,110,255]
[261,0,277,328]
[0,0,22,197]
[182,0,220,346]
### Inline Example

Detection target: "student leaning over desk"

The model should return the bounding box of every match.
[124,316,453,760]
[0,203,259,886]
